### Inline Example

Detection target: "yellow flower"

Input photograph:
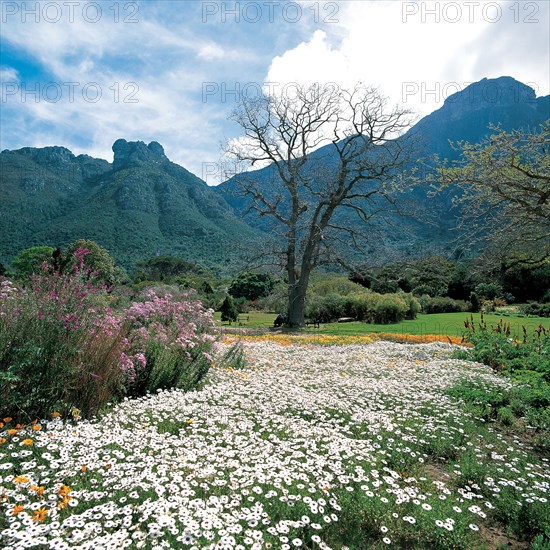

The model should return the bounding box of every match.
[14,475,30,484]
[31,507,48,522]
[186,419,193,424]
[12,505,24,516]
[22,439,33,446]
[7,429,18,436]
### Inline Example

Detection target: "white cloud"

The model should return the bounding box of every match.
[0,67,20,82]
[267,1,550,119]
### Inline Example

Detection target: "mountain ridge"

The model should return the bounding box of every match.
[1,77,548,270]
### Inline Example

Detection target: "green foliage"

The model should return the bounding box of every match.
[474,282,508,301]
[0,273,125,421]
[12,246,55,279]
[309,274,365,296]
[460,316,550,376]
[409,256,454,297]
[257,281,288,313]
[422,296,471,314]
[64,240,126,286]
[0,263,6,276]
[453,318,550,453]
[306,293,347,323]
[220,295,239,323]
[519,302,550,318]
[372,294,408,324]
[228,272,275,301]
[304,290,419,324]
[135,256,208,282]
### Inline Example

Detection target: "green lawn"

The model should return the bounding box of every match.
[215,311,550,338]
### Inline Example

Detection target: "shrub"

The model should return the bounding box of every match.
[519,302,550,318]
[306,293,347,323]
[400,293,421,319]
[63,240,126,286]
[12,246,55,279]
[124,290,215,396]
[220,295,239,323]
[343,293,376,322]
[373,295,408,324]
[0,256,126,421]
[0,251,217,421]
[423,297,470,314]
[258,282,288,313]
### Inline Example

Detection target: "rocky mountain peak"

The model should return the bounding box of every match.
[442,77,537,118]
[112,139,167,171]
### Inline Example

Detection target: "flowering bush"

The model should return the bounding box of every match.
[123,288,216,395]
[0,250,217,421]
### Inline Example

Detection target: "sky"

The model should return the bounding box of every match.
[1,0,549,184]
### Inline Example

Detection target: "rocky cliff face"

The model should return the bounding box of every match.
[112,139,167,171]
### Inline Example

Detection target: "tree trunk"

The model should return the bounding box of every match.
[288,282,307,328]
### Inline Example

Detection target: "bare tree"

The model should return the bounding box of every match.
[224,84,413,327]
[435,121,550,263]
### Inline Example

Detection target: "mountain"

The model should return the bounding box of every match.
[215,77,550,259]
[1,77,548,272]
[0,139,261,270]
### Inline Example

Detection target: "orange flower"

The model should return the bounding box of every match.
[32,424,42,431]
[8,429,18,436]
[0,438,6,444]
[51,412,61,418]
[31,507,48,522]
[57,497,70,509]
[57,484,71,497]
[81,465,87,472]
[12,505,24,516]
[22,439,33,446]
[0,422,4,429]
[14,475,29,484]
[3,417,12,423]
[15,424,25,429]
[30,485,45,498]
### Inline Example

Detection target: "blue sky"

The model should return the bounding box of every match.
[1,0,549,183]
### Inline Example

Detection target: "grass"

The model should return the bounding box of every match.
[215,311,550,339]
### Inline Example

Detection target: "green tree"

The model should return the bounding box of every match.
[220,295,238,323]
[135,256,207,282]
[12,245,55,279]
[229,272,275,301]
[409,256,453,297]
[436,121,550,261]
[64,240,126,286]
